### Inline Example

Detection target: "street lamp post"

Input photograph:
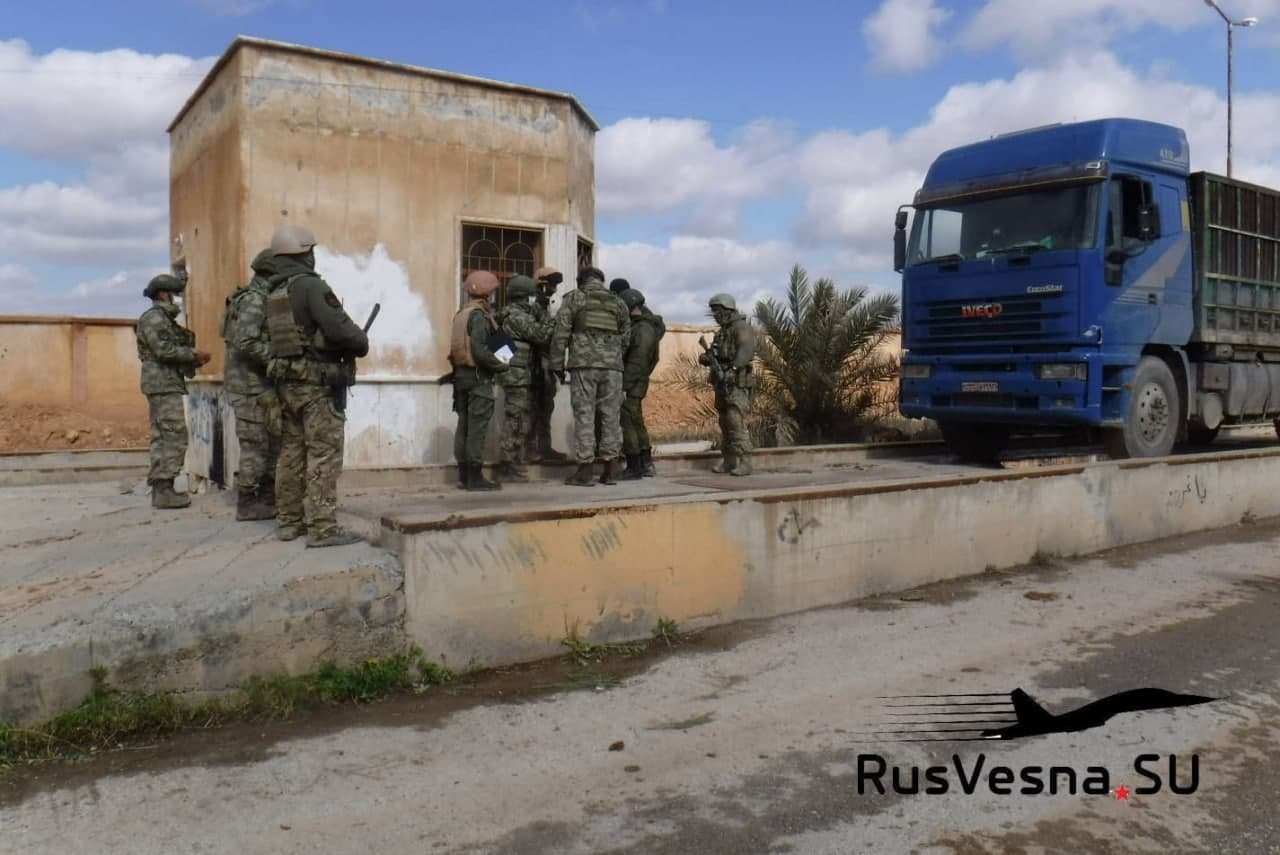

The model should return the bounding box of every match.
[1204,0,1258,178]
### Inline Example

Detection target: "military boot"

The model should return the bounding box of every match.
[729,455,753,477]
[456,464,468,490]
[151,479,191,509]
[495,461,528,483]
[236,488,274,521]
[711,454,737,475]
[618,454,644,480]
[465,463,500,492]
[565,462,595,486]
[306,529,364,549]
[539,445,571,464]
[599,458,619,485]
[256,479,277,517]
[641,449,657,478]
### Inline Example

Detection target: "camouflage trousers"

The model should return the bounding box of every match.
[453,376,495,466]
[229,389,281,494]
[621,395,650,455]
[500,386,533,465]
[715,385,753,458]
[146,393,188,483]
[570,368,623,462]
[276,383,345,539]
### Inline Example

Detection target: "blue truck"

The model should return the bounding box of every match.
[894,117,1280,461]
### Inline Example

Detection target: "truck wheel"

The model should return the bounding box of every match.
[941,422,1009,464]
[1103,356,1180,459]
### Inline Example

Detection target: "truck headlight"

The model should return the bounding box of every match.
[1036,363,1086,381]
[901,364,931,379]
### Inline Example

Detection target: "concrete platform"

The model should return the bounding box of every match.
[4,433,1280,724]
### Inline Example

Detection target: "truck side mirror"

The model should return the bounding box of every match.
[893,208,909,272]
[1139,205,1161,241]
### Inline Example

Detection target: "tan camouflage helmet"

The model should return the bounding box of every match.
[464,270,500,298]
[708,292,737,311]
[270,224,317,256]
[534,266,564,287]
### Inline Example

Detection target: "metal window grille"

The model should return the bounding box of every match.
[460,224,543,309]
[577,236,594,272]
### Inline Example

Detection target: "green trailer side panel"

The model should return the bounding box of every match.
[1191,171,1280,349]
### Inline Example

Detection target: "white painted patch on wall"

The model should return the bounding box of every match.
[315,244,431,369]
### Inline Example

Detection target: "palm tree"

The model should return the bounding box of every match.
[752,265,900,445]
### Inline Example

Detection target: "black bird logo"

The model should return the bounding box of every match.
[862,687,1217,743]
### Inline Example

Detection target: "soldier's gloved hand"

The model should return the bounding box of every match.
[195,350,212,366]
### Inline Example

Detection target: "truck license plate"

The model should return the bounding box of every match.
[961,382,999,392]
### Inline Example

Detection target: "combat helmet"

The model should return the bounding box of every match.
[464,270,500,298]
[270,224,316,256]
[708,293,737,311]
[143,273,187,299]
[534,266,564,287]
[506,274,537,300]
[620,288,646,310]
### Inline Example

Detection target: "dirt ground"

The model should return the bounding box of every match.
[0,402,150,453]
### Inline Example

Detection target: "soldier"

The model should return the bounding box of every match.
[529,266,569,463]
[609,278,630,295]
[136,273,210,509]
[699,292,757,476]
[495,274,553,483]
[220,248,282,521]
[549,266,630,486]
[449,270,509,491]
[618,288,665,479]
[263,224,369,547]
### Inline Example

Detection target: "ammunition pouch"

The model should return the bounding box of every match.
[573,290,622,334]
[266,282,306,358]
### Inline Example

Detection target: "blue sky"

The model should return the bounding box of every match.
[1,0,1278,320]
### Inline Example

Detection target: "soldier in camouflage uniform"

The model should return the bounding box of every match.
[220,248,282,521]
[549,266,631,486]
[618,288,665,480]
[495,274,554,483]
[699,292,757,476]
[529,266,569,463]
[263,225,369,547]
[449,270,509,491]
[136,274,210,509]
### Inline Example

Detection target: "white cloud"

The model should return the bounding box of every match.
[863,0,953,72]
[598,236,796,322]
[0,265,164,318]
[595,117,792,216]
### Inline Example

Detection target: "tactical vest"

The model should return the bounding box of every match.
[136,307,197,378]
[265,274,308,358]
[220,286,252,344]
[450,299,495,368]
[573,289,621,335]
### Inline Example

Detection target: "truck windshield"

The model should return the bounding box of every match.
[907,184,1100,266]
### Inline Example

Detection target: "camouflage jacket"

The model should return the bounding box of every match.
[136,300,198,396]
[623,311,665,398]
[497,300,554,388]
[220,255,280,396]
[702,311,756,388]
[549,282,630,372]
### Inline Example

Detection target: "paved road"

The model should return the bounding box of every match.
[3,522,1278,854]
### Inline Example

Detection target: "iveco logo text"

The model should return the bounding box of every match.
[961,303,1003,319]
[1026,284,1063,295]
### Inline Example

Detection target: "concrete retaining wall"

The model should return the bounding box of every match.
[393,449,1280,670]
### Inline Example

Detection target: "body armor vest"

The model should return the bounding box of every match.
[265,275,307,358]
[573,289,621,335]
[450,299,495,368]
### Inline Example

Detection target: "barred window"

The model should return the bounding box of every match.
[460,223,543,309]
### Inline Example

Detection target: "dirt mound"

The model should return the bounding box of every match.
[0,402,150,453]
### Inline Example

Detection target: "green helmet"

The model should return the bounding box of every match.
[506,274,536,300]
[144,274,187,299]
[620,288,645,309]
[708,292,736,311]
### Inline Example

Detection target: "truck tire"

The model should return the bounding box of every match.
[941,422,1009,464]
[1103,356,1180,459]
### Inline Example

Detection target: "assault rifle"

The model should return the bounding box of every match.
[333,303,380,412]
[698,334,726,385]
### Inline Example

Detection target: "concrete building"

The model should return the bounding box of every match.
[167,36,598,482]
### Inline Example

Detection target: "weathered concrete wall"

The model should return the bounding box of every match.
[395,449,1280,669]
[0,317,145,422]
